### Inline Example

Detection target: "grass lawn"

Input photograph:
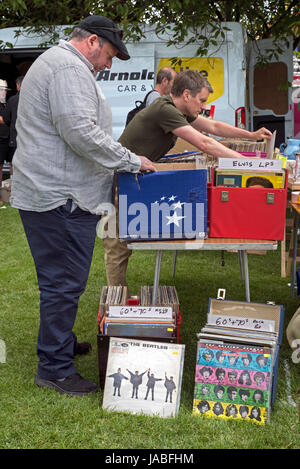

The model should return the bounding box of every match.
[0,203,299,449]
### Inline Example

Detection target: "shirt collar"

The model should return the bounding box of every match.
[58,39,95,74]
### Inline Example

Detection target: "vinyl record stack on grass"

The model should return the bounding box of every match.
[192,296,285,425]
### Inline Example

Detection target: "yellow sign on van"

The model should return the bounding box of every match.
[158,57,224,104]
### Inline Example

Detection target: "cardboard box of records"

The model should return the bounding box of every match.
[192,290,285,425]
[97,285,181,389]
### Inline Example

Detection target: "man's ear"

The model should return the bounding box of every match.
[87,34,99,48]
[182,89,190,102]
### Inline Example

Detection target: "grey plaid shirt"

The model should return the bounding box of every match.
[10,40,141,214]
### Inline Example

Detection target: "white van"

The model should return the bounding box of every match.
[0,23,293,147]
[97,22,249,139]
[247,36,294,148]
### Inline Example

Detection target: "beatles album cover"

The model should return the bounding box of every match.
[102,337,185,418]
[192,340,273,425]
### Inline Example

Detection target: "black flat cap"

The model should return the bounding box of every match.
[77,15,130,61]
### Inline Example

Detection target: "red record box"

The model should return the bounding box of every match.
[208,167,288,240]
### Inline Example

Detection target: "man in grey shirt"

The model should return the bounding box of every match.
[10,15,155,396]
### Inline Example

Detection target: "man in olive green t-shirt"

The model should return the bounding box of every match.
[103,69,272,287]
[119,69,271,161]
[119,94,196,160]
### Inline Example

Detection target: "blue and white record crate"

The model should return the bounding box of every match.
[117,168,207,241]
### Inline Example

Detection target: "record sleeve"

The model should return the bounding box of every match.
[102,337,185,418]
[192,340,273,425]
[104,321,176,338]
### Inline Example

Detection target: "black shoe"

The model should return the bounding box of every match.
[35,373,98,396]
[74,342,92,356]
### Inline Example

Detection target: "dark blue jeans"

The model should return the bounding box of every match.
[19,200,100,380]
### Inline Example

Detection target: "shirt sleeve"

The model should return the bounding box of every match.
[48,64,141,173]
[145,90,160,107]
[156,99,196,134]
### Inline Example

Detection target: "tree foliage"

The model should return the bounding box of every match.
[0,0,299,53]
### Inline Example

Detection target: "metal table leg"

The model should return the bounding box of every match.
[152,250,163,305]
[240,250,250,302]
[172,251,178,278]
[291,211,299,298]
[238,251,244,281]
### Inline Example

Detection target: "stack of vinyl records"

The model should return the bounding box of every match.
[98,285,127,332]
[99,285,128,311]
[218,138,267,153]
[192,297,284,425]
[98,285,180,340]
[140,286,179,312]
[158,151,203,163]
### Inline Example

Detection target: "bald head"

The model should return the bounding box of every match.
[155,67,177,95]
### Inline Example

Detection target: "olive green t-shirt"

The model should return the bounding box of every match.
[118,95,196,161]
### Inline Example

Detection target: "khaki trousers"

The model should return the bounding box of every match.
[102,186,132,286]
[102,234,132,286]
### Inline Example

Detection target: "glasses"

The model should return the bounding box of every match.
[99,26,123,39]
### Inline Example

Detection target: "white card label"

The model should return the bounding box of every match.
[108,305,173,319]
[207,314,276,332]
[218,158,282,171]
